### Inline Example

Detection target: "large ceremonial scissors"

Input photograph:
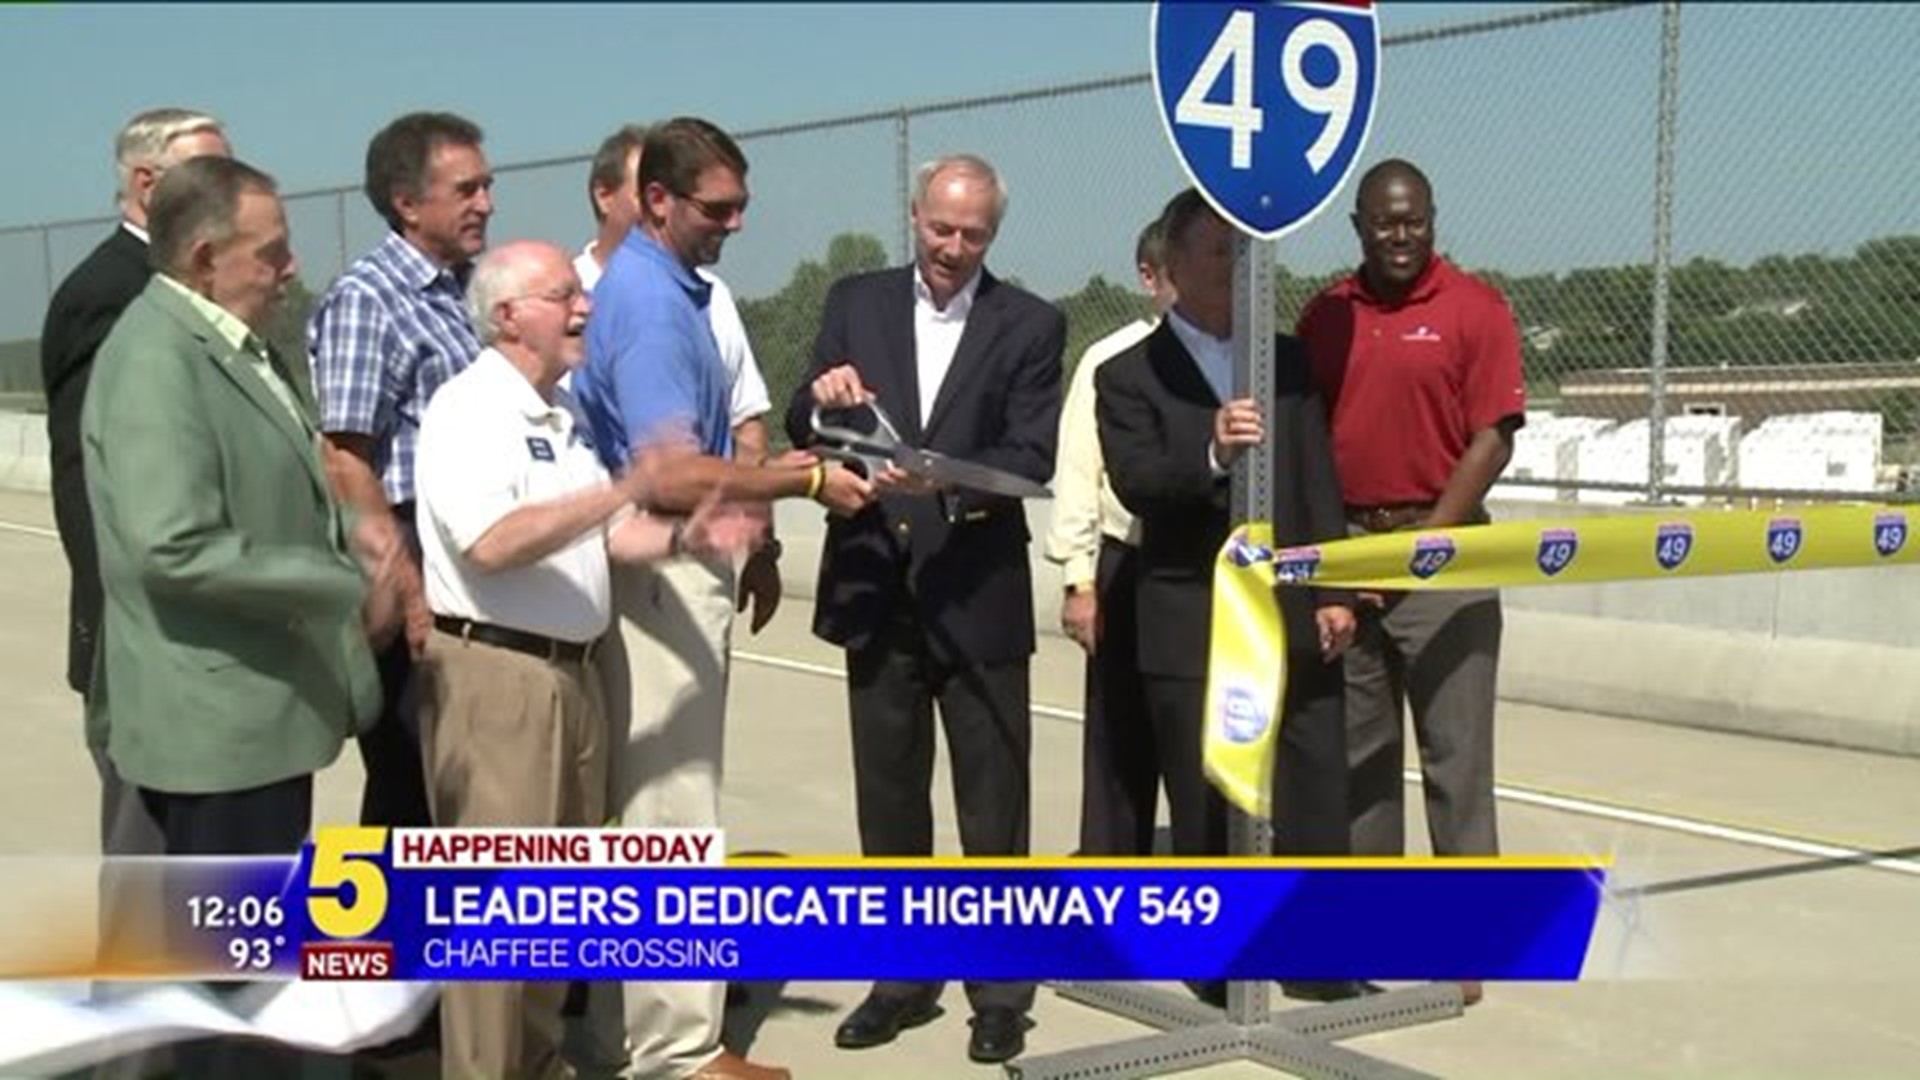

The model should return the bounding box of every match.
[808,401,1051,500]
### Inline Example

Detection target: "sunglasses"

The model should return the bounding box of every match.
[675,191,749,223]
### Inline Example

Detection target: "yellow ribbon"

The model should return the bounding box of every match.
[1204,504,1913,815]
[1202,523,1289,816]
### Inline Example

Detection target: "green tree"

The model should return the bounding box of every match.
[1273,265,1343,330]
[825,233,889,280]
[1055,273,1148,384]
[733,229,1920,448]
[737,231,889,446]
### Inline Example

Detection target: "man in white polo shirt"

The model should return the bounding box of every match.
[414,240,760,1079]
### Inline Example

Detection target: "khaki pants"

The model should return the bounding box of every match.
[571,557,735,1080]
[419,627,609,1080]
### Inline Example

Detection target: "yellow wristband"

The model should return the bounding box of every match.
[806,462,826,500]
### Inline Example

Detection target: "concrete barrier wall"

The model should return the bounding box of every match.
[0,411,49,494]
[771,494,1920,758]
[5,406,1911,757]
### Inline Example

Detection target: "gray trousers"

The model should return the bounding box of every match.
[84,745,169,1080]
[1344,587,1503,857]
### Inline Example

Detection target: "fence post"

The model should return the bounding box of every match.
[1646,0,1682,503]
[39,226,55,311]
[335,190,350,281]
[894,109,912,266]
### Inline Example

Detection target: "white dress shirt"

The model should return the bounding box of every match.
[912,267,982,426]
[1166,307,1234,403]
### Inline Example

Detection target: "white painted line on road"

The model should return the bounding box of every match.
[1488,780,1920,879]
[0,521,58,540]
[733,648,1920,880]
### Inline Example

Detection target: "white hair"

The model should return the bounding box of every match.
[912,153,1008,228]
[115,107,224,201]
[465,241,562,346]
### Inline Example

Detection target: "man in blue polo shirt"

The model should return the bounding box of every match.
[569,117,869,1080]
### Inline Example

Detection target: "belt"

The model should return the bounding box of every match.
[433,615,596,665]
[1346,503,1436,533]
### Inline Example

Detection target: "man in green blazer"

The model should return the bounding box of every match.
[81,157,387,1074]
[85,154,386,827]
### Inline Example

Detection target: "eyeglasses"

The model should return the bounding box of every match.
[506,283,584,307]
[674,190,748,223]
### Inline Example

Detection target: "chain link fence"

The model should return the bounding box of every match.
[4,2,1915,500]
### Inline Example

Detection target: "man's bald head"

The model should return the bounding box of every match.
[1354,158,1431,210]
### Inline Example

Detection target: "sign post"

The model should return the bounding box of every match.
[1015,5,1465,1078]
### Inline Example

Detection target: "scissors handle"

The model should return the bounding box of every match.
[809,401,905,456]
[809,400,908,480]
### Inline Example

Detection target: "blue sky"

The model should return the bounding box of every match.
[1,2,1284,225]
[1,3,1914,337]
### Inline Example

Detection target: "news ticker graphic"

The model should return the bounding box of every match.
[0,829,1606,984]
[1204,504,1915,815]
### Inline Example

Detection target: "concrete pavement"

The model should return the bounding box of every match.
[2,488,1918,1077]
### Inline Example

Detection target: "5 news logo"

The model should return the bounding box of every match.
[302,826,395,980]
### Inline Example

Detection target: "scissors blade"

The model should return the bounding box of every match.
[903,449,1051,499]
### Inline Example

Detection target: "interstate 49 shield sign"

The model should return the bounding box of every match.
[1152,1,1381,239]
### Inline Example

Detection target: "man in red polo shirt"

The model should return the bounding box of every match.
[1297,159,1524,917]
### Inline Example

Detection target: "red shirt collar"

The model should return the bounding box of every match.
[1338,255,1453,309]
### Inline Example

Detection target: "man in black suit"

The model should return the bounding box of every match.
[41,107,230,847]
[1096,189,1365,1000]
[785,153,1064,1066]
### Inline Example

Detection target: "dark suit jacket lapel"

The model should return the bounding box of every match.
[1151,321,1223,410]
[882,267,923,444]
[923,269,1001,444]
[149,284,328,495]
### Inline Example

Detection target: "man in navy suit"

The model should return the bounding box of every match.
[786,153,1065,1066]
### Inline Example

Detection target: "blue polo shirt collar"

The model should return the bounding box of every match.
[620,229,712,306]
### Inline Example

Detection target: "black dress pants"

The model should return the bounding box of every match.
[355,503,431,831]
[1142,647,1350,858]
[142,774,331,1079]
[1077,539,1157,856]
[846,601,1036,1016]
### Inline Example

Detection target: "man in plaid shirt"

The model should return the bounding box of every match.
[307,111,493,834]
